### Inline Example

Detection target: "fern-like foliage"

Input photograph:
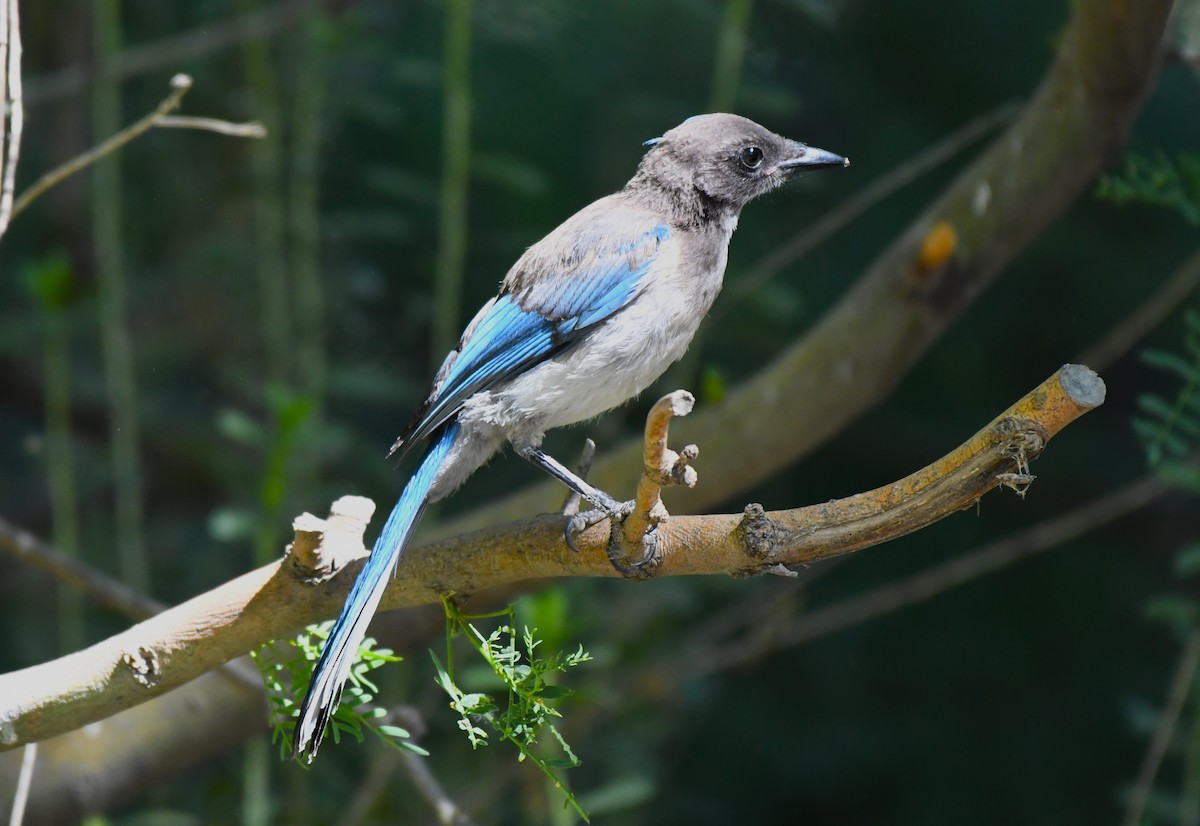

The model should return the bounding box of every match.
[253,622,426,761]
[1133,306,1200,491]
[433,596,593,822]
[1097,150,1200,225]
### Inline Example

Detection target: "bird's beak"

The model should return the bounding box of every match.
[778,141,849,173]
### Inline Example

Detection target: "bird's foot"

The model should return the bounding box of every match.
[564,497,634,553]
[606,524,663,580]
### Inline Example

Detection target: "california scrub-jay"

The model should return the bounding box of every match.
[294,113,847,758]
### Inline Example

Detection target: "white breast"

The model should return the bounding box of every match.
[458,234,729,448]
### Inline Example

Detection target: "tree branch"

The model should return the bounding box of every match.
[0,0,24,239]
[0,364,1102,751]
[7,74,264,224]
[1079,244,1200,372]
[0,515,162,621]
[1123,632,1200,826]
[22,0,322,106]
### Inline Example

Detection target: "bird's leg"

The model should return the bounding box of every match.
[515,444,633,550]
[560,438,596,517]
[517,444,624,510]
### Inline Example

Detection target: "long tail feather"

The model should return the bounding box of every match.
[294,423,460,759]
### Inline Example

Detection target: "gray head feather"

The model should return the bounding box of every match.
[628,113,846,224]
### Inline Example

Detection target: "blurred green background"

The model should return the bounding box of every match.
[1,0,1199,823]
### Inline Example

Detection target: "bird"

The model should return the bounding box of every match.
[293,113,848,759]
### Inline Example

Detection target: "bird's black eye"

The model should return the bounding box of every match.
[738,145,764,170]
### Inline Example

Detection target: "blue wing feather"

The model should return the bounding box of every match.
[390,220,670,456]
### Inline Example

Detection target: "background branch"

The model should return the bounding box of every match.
[22,0,322,105]
[0,0,23,239]
[1123,632,1200,826]
[0,514,161,620]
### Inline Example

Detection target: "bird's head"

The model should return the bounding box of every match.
[637,113,848,210]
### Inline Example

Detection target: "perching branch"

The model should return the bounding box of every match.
[7,74,264,225]
[0,364,1103,751]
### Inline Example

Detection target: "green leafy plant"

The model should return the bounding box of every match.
[433,596,593,822]
[1097,150,1200,225]
[252,621,426,762]
[1133,306,1200,488]
[1123,379,1200,821]
[1123,250,1200,821]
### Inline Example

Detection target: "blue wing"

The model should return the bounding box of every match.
[389,217,671,458]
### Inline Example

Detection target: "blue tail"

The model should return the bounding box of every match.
[294,423,460,759]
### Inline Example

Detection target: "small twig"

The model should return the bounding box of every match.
[1078,244,1200,372]
[8,73,265,223]
[713,99,1021,323]
[10,73,191,220]
[1123,632,1200,826]
[335,745,478,826]
[6,742,34,826]
[0,0,24,239]
[621,390,699,547]
[561,438,596,516]
[154,115,267,138]
[400,750,479,826]
[334,750,400,826]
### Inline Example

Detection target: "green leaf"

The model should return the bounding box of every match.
[536,685,574,700]
[1142,349,1200,382]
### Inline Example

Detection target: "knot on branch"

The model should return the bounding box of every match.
[737,503,780,561]
[287,495,376,582]
[122,645,161,688]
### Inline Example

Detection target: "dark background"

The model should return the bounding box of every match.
[1,1,1198,823]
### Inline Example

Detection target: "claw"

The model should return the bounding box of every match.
[562,500,634,552]
[607,526,662,579]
